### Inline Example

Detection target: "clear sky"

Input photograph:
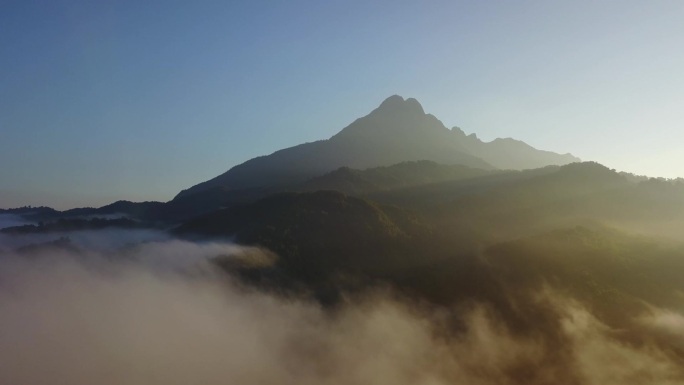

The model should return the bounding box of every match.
[2,0,683,209]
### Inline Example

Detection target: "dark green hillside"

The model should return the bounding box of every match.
[300,161,494,195]
[367,165,560,209]
[176,162,684,310]
[14,237,83,256]
[486,226,684,325]
[428,162,684,241]
[169,160,684,359]
[1,201,166,223]
[444,162,628,217]
[176,191,431,282]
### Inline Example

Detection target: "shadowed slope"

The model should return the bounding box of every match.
[175,191,430,282]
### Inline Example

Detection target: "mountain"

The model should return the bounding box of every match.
[177,162,684,313]
[298,160,495,195]
[486,225,684,326]
[433,162,684,241]
[1,217,145,234]
[176,162,684,294]
[176,95,579,199]
[174,163,684,335]
[1,96,581,224]
[175,190,430,284]
[0,201,166,224]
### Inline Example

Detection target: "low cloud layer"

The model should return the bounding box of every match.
[0,227,170,252]
[0,234,683,384]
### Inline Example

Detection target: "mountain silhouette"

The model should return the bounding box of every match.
[175,96,579,199]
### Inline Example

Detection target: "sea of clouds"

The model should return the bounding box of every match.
[0,217,683,384]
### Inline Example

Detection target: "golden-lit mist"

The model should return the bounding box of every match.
[1,242,683,385]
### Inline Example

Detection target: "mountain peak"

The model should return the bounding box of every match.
[379,94,405,107]
[175,96,580,199]
[375,95,425,115]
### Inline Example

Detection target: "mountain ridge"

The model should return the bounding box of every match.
[175,95,579,199]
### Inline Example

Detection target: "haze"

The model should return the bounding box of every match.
[1,1,683,209]
[3,233,684,384]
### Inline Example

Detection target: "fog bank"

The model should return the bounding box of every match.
[0,240,683,385]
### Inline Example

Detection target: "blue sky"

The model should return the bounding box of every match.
[1,0,683,209]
